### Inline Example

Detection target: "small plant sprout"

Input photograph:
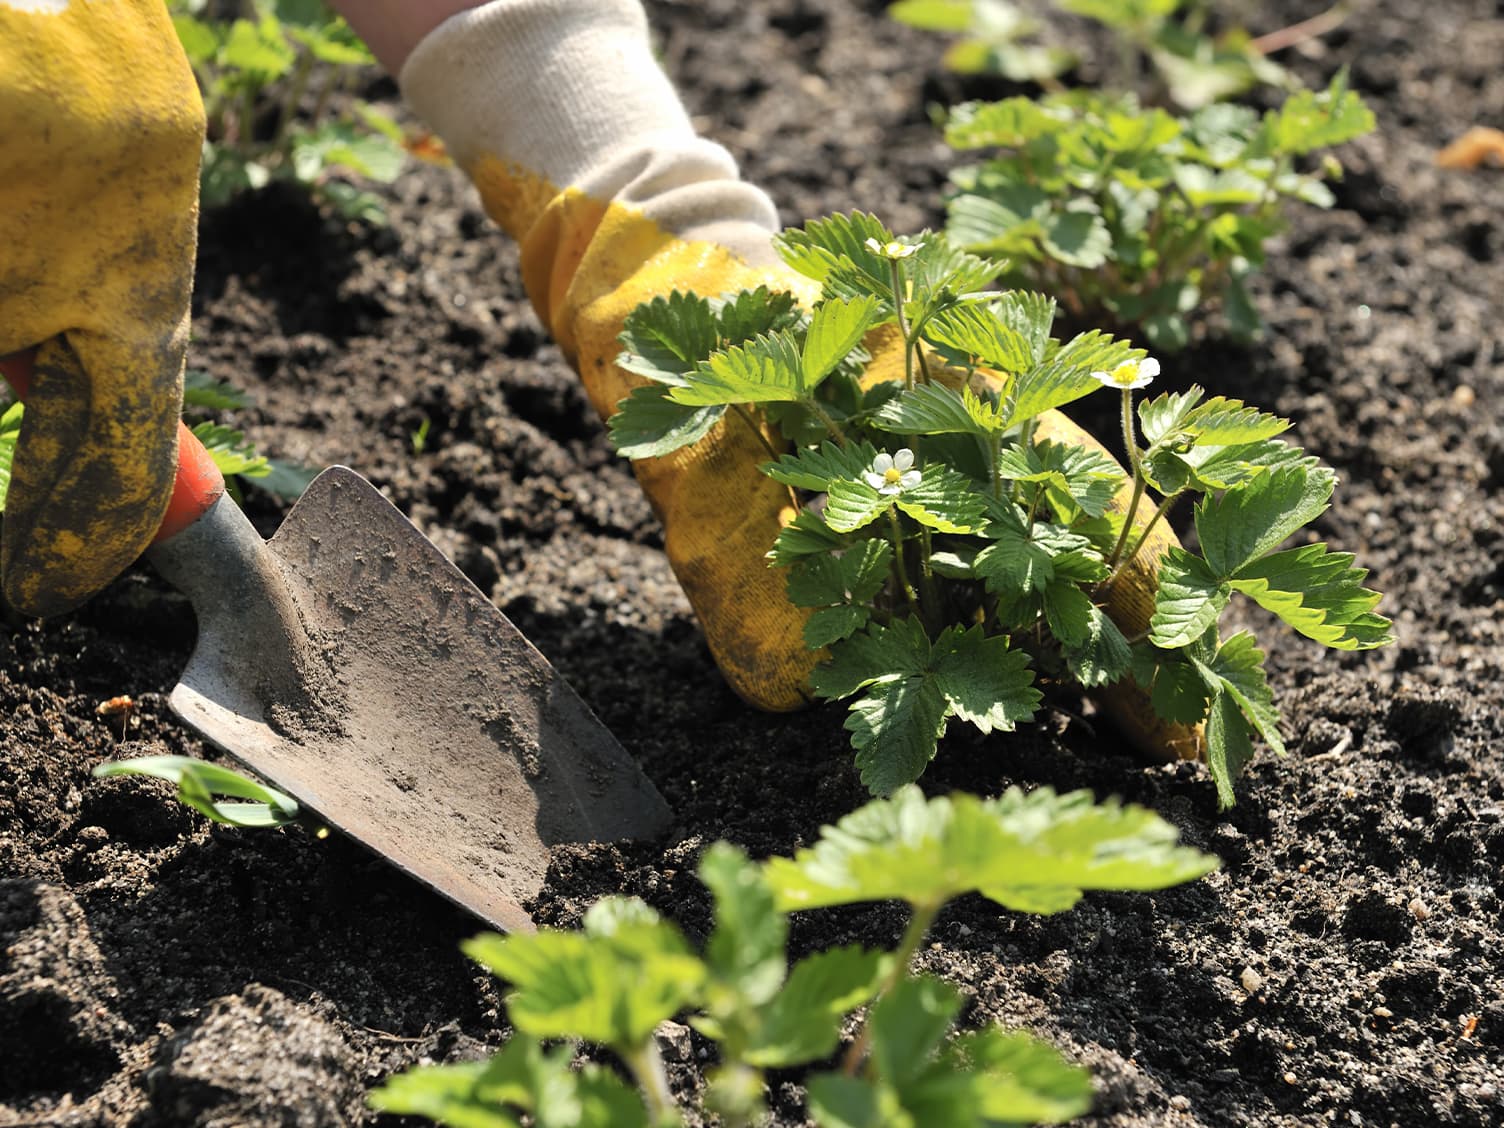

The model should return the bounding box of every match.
[372,786,1219,1127]
[608,211,1392,804]
[93,756,301,829]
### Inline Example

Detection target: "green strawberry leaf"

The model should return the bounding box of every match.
[616,290,720,383]
[1230,543,1393,650]
[773,211,896,305]
[370,1037,648,1128]
[996,439,1125,518]
[763,785,1219,915]
[1062,604,1133,688]
[872,382,994,437]
[743,946,888,1068]
[869,975,962,1086]
[812,618,934,700]
[923,303,1036,375]
[803,296,884,389]
[671,332,807,405]
[609,385,725,459]
[767,508,848,566]
[894,464,987,533]
[699,843,787,1008]
[1204,691,1256,809]
[714,284,802,344]
[763,440,880,492]
[946,1029,1094,1124]
[1149,546,1231,649]
[1188,631,1284,756]
[825,479,895,533]
[787,539,893,608]
[1195,465,1335,577]
[845,676,952,795]
[463,898,706,1050]
[1007,329,1144,427]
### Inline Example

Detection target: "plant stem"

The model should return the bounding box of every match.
[309,64,341,129]
[888,258,917,391]
[1109,490,1181,584]
[915,346,936,387]
[627,1040,679,1125]
[807,400,850,448]
[730,403,782,462]
[840,901,941,1076]
[888,507,922,618]
[988,429,1004,499]
[1025,486,1043,535]
[275,50,315,150]
[1106,387,1147,570]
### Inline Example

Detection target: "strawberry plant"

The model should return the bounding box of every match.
[943,72,1374,348]
[168,0,407,222]
[373,785,1219,1126]
[891,0,1296,109]
[608,212,1391,805]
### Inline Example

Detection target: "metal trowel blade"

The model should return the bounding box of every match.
[147,466,672,934]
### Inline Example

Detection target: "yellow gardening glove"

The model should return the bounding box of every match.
[398,0,824,710]
[397,0,1202,758]
[0,0,204,617]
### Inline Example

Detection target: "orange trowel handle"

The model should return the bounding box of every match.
[0,348,225,544]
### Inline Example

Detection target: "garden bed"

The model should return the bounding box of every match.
[3,0,1502,1124]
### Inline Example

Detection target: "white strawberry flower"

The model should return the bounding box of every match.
[864,448,922,496]
[1093,356,1160,391]
[864,236,919,260]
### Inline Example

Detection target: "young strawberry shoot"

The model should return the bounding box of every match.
[372,786,1219,1127]
[609,212,1392,805]
[93,756,301,829]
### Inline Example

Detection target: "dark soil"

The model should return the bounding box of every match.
[4,0,1503,1124]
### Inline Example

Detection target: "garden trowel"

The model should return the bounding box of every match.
[6,364,671,934]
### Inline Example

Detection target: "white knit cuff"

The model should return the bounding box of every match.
[399,0,781,259]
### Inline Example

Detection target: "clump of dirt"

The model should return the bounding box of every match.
[3,0,1502,1125]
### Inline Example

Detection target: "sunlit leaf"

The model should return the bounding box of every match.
[764,785,1219,914]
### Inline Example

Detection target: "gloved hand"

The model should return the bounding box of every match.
[384,0,1201,757]
[0,0,203,617]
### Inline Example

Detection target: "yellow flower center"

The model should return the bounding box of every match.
[884,467,904,485]
[1110,362,1140,385]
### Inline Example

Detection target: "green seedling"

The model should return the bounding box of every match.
[608,211,1391,805]
[182,370,318,501]
[93,755,300,828]
[410,415,432,455]
[372,785,1219,1127]
[892,0,1302,110]
[943,72,1374,348]
[169,0,406,222]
